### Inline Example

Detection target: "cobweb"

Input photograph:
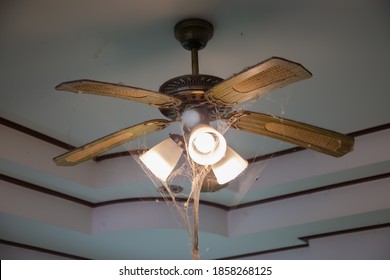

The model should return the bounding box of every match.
[116,88,293,260]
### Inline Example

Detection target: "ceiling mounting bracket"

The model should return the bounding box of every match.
[174,18,214,75]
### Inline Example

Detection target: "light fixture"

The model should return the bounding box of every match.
[139,138,183,182]
[140,123,247,185]
[211,146,248,184]
[188,124,227,165]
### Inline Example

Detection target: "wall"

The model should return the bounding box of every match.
[1,226,389,260]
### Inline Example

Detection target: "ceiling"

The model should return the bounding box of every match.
[1,0,389,259]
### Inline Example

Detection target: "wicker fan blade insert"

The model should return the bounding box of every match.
[206,57,312,106]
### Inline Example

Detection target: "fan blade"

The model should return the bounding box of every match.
[54,119,171,166]
[206,57,312,106]
[55,79,182,109]
[228,111,354,157]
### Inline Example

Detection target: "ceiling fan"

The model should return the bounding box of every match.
[53,19,354,184]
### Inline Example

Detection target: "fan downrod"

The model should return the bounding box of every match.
[174,19,214,75]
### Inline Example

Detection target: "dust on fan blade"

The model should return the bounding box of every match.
[228,111,354,157]
[53,119,171,166]
[55,79,182,109]
[206,57,312,106]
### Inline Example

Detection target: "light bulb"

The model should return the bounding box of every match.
[188,124,227,166]
[193,132,215,154]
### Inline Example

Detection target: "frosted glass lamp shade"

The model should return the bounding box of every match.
[139,138,183,182]
[188,124,227,165]
[211,146,248,184]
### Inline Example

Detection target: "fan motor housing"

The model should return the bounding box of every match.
[158,74,231,120]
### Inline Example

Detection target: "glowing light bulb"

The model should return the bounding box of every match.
[188,124,226,165]
[193,132,215,154]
